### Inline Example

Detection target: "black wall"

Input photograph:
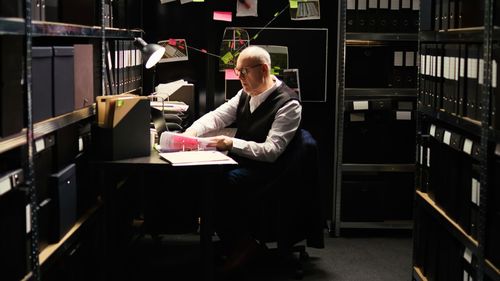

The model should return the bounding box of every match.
[142,0,337,222]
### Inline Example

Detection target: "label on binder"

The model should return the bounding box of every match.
[26,204,31,234]
[463,139,473,155]
[35,138,45,153]
[0,176,11,197]
[443,131,451,145]
[430,124,436,137]
[463,248,472,264]
[353,101,369,111]
[396,111,411,120]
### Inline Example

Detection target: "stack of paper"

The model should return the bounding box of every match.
[159,131,214,152]
[159,150,237,166]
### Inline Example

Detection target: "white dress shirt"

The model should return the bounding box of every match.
[185,78,302,162]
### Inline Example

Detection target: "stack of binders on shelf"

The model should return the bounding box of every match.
[0,169,30,281]
[420,0,485,31]
[419,43,494,122]
[346,0,419,33]
[413,203,477,280]
[105,41,143,96]
[424,123,481,240]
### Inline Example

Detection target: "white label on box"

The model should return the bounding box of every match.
[350,113,365,122]
[463,248,473,264]
[412,0,420,10]
[460,58,465,77]
[402,0,411,8]
[455,57,460,81]
[380,0,389,9]
[463,271,469,281]
[427,147,431,167]
[358,0,367,10]
[493,59,498,88]
[477,181,481,206]
[479,59,484,85]
[471,178,478,205]
[443,131,451,145]
[26,204,31,234]
[396,111,412,120]
[353,101,369,110]
[463,138,473,155]
[0,177,12,197]
[430,124,436,136]
[468,58,478,79]
[405,52,415,66]
[35,138,45,153]
[78,137,84,152]
[390,0,400,10]
[437,56,442,77]
[394,51,404,66]
[369,0,377,8]
[347,0,356,9]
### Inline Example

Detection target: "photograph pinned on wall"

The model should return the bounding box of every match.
[281,69,301,100]
[219,27,250,71]
[289,0,321,21]
[236,0,258,17]
[255,45,289,76]
[157,39,189,63]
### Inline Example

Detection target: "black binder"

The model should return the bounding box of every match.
[53,46,75,116]
[0,188,29,281]
[48,163,77,243]
[0,36,24,138]
[32,47,54,123]
[420,0,434,31]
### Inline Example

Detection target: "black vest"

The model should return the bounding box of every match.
[234,83,299,142]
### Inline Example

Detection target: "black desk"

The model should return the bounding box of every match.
[93,150,233,281]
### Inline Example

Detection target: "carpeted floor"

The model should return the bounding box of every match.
[120,231,413,281]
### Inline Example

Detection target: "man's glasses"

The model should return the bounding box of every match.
[233,64,262,77]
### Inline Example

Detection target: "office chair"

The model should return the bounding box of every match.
[250,129,325,279]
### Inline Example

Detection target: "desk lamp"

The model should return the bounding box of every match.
[134,37,166,69]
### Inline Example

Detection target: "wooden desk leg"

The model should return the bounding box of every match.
[201,170,214,281]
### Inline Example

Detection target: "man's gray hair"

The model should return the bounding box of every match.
[239,45,271,67]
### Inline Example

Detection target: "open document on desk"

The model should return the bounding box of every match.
[159,151,238,166]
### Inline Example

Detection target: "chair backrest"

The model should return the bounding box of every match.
[255,129,324,249]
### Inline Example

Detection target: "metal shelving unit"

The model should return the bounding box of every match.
[413,0,500,280]
[334,0,418,236]
[1,1,143,280]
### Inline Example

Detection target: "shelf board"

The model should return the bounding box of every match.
[39,203,101,267]
[339,220,413,229]
[342,164,415,173]
[346,32,417,41]
[416,190,479,250]
[0,17,25,35]
[0,18,142,38]
[419,106,482,138]
[413,267,428,281]
[485,259,500,281]
[420,28,485,42]
[0,130,27,154]
[34,105,95,140]
[345,88,417,98]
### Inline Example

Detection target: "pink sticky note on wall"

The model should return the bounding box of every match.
[213,11,232,22]
[225,69,239,80]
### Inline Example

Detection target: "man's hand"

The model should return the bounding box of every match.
[207,135,233,152]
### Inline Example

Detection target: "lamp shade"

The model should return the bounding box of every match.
[134,37,165,69]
